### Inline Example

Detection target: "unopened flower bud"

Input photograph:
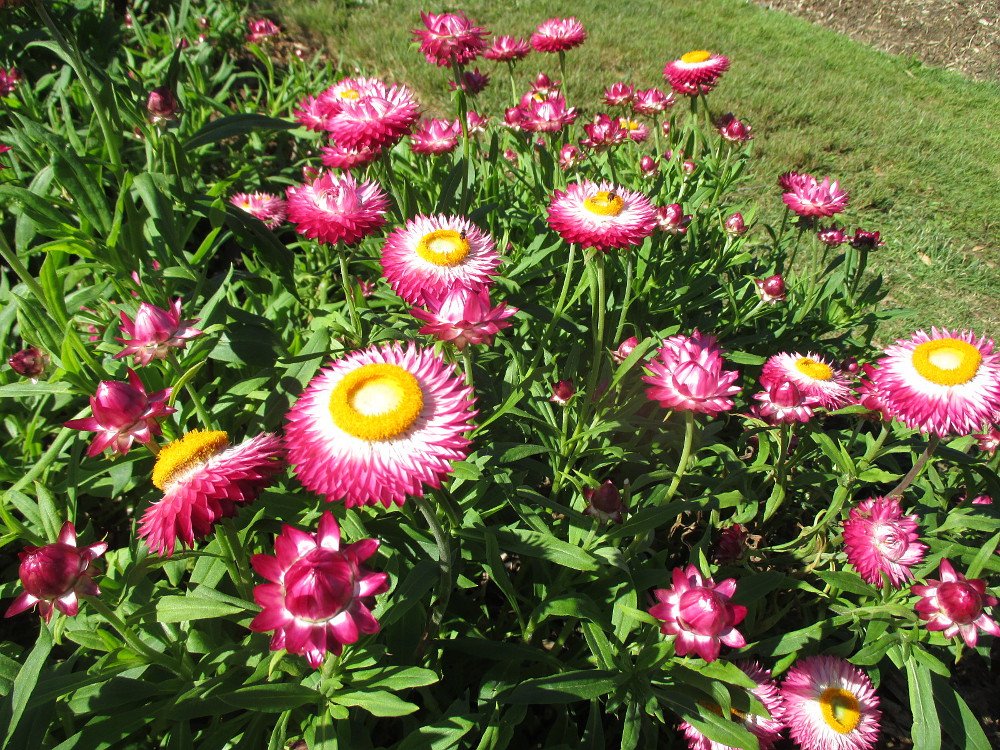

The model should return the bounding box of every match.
[754,274,786,304]
[639,155,658,177]
[550,379,576,405]
[613,336,640,363]
[146,87,179,123]
[8,346,48,380]
[583,480,624,523]
[724,212,746,236]
[682,160,696,175]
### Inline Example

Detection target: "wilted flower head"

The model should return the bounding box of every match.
[643,330,741,415]
[410,118,461,156]
[781,172,850,218]
[250,511,389,668]
[655,203,691,234]
[286,171,390,247]
[410,285,517,350]
[849,229,884,250]
[230,191,287,229]
[551,379,576,404]
[663,50,730,95]
[715,112,753,142]
[64,369,175,457]
[412,11,488,67]
[603,82,635,107]
[0,66,21,97]
[5,522,107,623]
[754,275,786,304]
[146,87,179,123]
[8,346,48,381]
[913,559,1000,648]
[246,18,281,44]
[631,87,675,115]
[583,480,625,523]
[650,564,746,661]
[843,497,927,588]
[484,35,530,62]
[114,299,202,366]
[714,524,750,565]
[530,17,587,53]
[817,226,847,246]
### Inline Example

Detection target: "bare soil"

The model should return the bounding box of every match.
[753,0,1000,83]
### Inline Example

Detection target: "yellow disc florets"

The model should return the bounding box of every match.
[681,50,712,64]
[911,338,981,386]
[329,363,424,441]
[819,687,861,735]
[795,356,833,381]
[153,430,230,490]
[584,191,624,217]
[415,229,472,267]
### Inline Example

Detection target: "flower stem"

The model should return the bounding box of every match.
[84,596,184,675]
[887,435,940,499]
[613,250,635,343]
[338,251,363,344]
[461,347,475,390]
[415,495,452,633]
[167,355,212,428]
[663,410,696,504]
[216,518,254,601]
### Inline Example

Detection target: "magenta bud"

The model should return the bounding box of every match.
[613,336,640,363]
[550,379,576,404]
[639,155,658,176]
[677,587,732,636]
[682,160,696,175]
[724,212,746,236]
[8,346,48,379]
[583,480,624,523]
[754,274,786,304]
[937,581,985,625]
[146,87,179,122]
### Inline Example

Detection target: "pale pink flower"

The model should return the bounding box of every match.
[913,559,1000,647]
[484,35,530,62]
[410,286,516,350]
[114,299,202,366]
[781,172,850,218]
[761,351,854,410]
[230,191,287,229]
[643,331,740,415]
[530,17,587,53]
[843,497,927,587]
[412,11,488,67]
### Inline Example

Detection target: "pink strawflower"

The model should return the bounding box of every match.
[294,77,387,132]
[639,155,659,178]
[64,370,175,457]
[326,84,420,151]
[285,343,476,508]
[818,226,847,246]
[512,92,577,133]
[114,299,202,366]
[724,213,747,236]
[613,336,640,363]
[752,380,815,425]
[913,559,1000,647]
[286,171,389,247]
[293,94,340,132]
[530,17,587,53]
[547,180,656,252]
[663,51,730,95]
[683,160,697,175]
[781,172,850,218]
[5,522,107,623]
[0,66,22,97]
[139,431,285,557]
[973,427,1000,455]
[551,379,576,404]
[655,203,691,234]
[842,497,927,588]
[649,564,746,662]
[381,214,499,306]
[558,143,584,170]
[8,346,48,381]
[484,35,530,62]
[230,192,287,229]
[861,328,1000,436]
[971,495,994,505]
[529,72,560,96]
[632,87,675,115]
[580,114,629,151]
[246,18,280,44]
[319,142,381,170]
[643,331,741,416]
[464,111,489,134]
[679,660,785,750]
[715,112,753,142]
[855,363,894,422]
[355,277,376,299]
[449,68,490,95]
[146,87,179,123]
[618,117,650,143]
[250,511,389,668]
[583,481,625,524]
[761,351,854,409]
[410,118,461,156]
[411,286,516,350]
[849,229,884,250]
[412,11,488,67]
[781,656,881,750]
[754,275,786,304]
[603,83,635,107]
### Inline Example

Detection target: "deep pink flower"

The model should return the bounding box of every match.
[655,203,691,234]
[8,346,48,380]
[714,524,749,565]
[643,331,741,415]
[64,370,175,457]
[0,66,22,97]
[529,72,560,96]
[715,112,753,142]
[818,226,847,246]
[580,114,629,151]
[913,559,1000,647]
[530,17,587,53]
[781,172,850,218]
[603,83,635,107]
[649,564,746,661]
[139,431,285,557]
[484,35,530,62]
[631,87,675,115]
[146,87,179,123]
[663,51,730,95]
[682,160,697,175]
[781,656,881,750]
[849,229,884,250]
[412,11,488,67]
[618,117,650,143]
[410,118,461,156]
[114,299,202,366]
[583,481,625,523]
[411,286,516,350]
[547,180,656,252]
[326,85,420,151]
[5,522,107,622]
[843,497,927,588]
[973,427,1000,455]
[294,77,387,132]
[246,18,280,44]
[724,213,747,236]
[613,336,640,363]
[0,144,11,168]
[558,143,584,170]
[752,379,815,425]
[286,171,389,247]
[449,68,490,95]
[464,111,489,134]
[761,351,854,410]
[231,191,287,228]
[511,92,577,133]
[551,379,576,404]
[319,142,381,171]
[250,511,389,668]
[754,275,786,304]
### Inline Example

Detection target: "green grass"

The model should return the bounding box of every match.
[270,0,1000,338]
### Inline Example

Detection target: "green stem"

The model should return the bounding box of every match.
[461,347,474,390]
[415,495,452,633]
[338,251,362,344]
[167,356,212,428]
[887,435,940,499]
[613,250,635,343]
[663,410,696,504]
[85,596,184,675]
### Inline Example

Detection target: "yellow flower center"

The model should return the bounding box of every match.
[415,229,471,267]
[340,89,360,100]
[911,338,981,386]
[584,191,624,217]
[820,687,861,735]
[795,356,833,381]
[153,430,230,490]
[681,50,712,64]
[619,119,640,131]
[328,363,424,441]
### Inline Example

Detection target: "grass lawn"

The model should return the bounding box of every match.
[270,0,1000,339]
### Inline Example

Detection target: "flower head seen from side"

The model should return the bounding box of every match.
[320,142,382,171]
[973,426,1000,455]
[5,521,107,623]
[114,299,202,366]
[751,379,815,425]
[781,656,881,750]
[781,172,850,218]
[0,66,22,97]
[761,351,854,410]
[246,17,280,44]
[649,564,746,662]
[381,214,499,306]
[512,91,578,133]
[138,431,285,557]
[250,511,389,668]
[754,275,786,304]
[580,114,629,151]
[410,118,461,156]
[663,51,730,95]
[326,84,420,151]
[412,11,488,67]
[632,87,675,115]
[643,331,741,416]
[551,379,576,405]
[842,497,927,588]
[410,285,516,350]
[715,112,753,143]
[679,660,785,750]
[603,82,635,107]
[530,17,587,53]
[547,180,656,253]
[484,35,530,62]
[449,68,490,96]
[286,171,389,247]
[861,328,1000,437]
[583,480,625,524]
[64,370,175,457]
[8,345,48,381]
[285,343,476,509]
[558,143,584,170]
[230,192,287,229]
[656,204,692,234]
[913,559,1000,647]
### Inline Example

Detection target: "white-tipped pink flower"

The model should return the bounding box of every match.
[410,118,461,156]
[4,522,107,623]
[547,180,656,253]
[643,331,741,416]
[286,171,389,247]
[752,379,815,425]
[602,82,635,107]
[761,351,854,410]
[632,87,675,115]
[913,559,1000,647]
[484,35,530,62]
[580,114,629,151]
[411,286,516,350]
[843,497,927,588]
[974,427,1000,455]
[530,17,587,53]
[655,203,692,234]
[649,564,747,662]
[412,11,489,67]
[230,191,287,229]
[64,370,175,457]
[781,172,850,218]
[250,511,389,668]
[326,84,420,151]
[663,51,730,95]
[114,299,201,366]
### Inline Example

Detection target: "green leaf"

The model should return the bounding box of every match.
[906,655,941,750]
[812,570,877,598]
[154,595,247,623]
[219,683,319,712]
[493,528,599,571]
[2,625,52,749]
[497,670,623,704]
[396,713,477,750]
[966,531,1000,579]
[331,689,419,717]
[351,667,439,691]
[185,114,295,150]
[931,673,992,750]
